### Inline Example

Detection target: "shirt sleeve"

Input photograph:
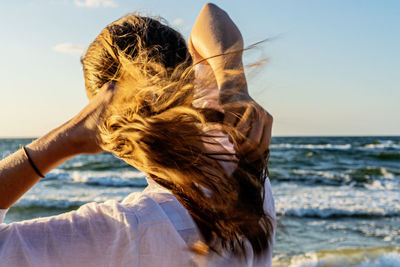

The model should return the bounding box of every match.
[0,201,139,267]
[260,177,276,267]
[0,209,8,224]
[263,177,276,220]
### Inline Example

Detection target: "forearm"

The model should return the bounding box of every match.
[218,65,249,104]
[0,122,80,209]
[0,83,115,209]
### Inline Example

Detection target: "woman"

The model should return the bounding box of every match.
[0,3,274,266]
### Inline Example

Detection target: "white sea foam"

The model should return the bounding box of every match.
[284,252,400,267]
[0,150,13,160]
[364,179,399,190]
[291,169,351,184]
[347,166,396,179]
[273,183,400,218]
[45,169,147,187]
[355,253,400,267]
[271,140,400,151]
[362,140,400,150]
[14,195,129,209]
[287,253,319,267]
[14,185,137,209]
[13,174,144,209]
[16,197,88,209]
[288,167,398,188]
[365,167,396,179]
[270,143,352,150]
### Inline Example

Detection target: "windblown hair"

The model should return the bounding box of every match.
[81,14,273,258]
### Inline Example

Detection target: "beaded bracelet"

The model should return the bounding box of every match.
[22,146,45,178]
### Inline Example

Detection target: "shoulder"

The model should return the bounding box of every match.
[0,200,141,266]
[123,190,176,224]
[123,186,199,240]
[79,199,137,220]
[0,200,140,238]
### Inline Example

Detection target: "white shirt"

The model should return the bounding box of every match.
[0,177,275,267]
[0,66,275,266]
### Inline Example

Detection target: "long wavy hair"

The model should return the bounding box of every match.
[81,14,273,258]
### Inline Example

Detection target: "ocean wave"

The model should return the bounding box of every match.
[270,143,352,150]
[0,151,12,160]
[273,247,400,267]
[45,169,147,187]
[272,167,398,188]
[288,169,351,185]
[14,198,86,209]
[369,152,400,160]
[61,161,132,171]
[13,192,130,209]
[270,139,400,151]
[350,167,397,184]
[362,140,400,150]
[277,208,400,218]
[274,183,400,218]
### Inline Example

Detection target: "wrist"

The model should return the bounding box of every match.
[59,119,101,155]
[25,124,81,177]
[217,72,250,104]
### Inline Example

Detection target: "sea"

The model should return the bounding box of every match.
[1,136,399,267]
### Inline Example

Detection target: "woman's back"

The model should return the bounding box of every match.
[126,177,275,267]
[0,177,274,267]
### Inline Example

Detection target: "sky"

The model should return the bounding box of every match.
[0,0,399,137]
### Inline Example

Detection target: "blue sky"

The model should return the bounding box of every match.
[0,0,399,137]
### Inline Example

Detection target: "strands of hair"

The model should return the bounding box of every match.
[81,13,273,258]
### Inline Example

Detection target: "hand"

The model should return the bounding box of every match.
[0,82,117,208]
[189,4,272,161]
[223,101,273,162]
[65,82,117,154]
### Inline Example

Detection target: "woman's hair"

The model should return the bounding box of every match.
[81,14,273,258]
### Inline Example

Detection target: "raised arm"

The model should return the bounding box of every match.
[188,2,247,100]
[189,3,273,160]
[0,83,116,209]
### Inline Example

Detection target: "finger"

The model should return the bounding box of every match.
[223,106,241,128]
[240,111,273,161]
[237,139,255,156]
[235,104,254,137]
[260,113,273,152]
[244,113,272,162]
[223,110,240,127]
[93,82,116,100]
[223,101,247,126]
[246,107,263,144]
[245,124,269,162]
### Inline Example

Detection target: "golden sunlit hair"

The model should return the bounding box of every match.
[81,14,273,258]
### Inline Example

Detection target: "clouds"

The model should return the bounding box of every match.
[73,0,117,8]
[53,43,86,55]
[172,18,184,26]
